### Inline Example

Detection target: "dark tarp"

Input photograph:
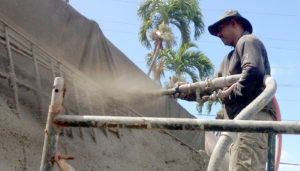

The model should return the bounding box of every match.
[0,0,211,170]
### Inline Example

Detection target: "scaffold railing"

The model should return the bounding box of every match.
[40,77,299,171]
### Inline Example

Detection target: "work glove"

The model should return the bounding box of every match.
[219,83,237,103]
[172,82,196,101]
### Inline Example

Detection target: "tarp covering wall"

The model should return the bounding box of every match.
[0,0,119,81]
[0,0,209,170]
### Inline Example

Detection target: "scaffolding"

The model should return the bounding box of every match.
[0,17,100,118]
[40,77,300,171]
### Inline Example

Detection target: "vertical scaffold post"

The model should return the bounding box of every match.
[72,78,83,138]
[40,77,65,171]
[32,45,43,115]
[4,26,20,115]
[85,88,96,142]
[50,61,57,80]
[58,63,73,137]
[267,133,276,171]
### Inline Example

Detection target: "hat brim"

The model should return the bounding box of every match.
[208,16,253,36]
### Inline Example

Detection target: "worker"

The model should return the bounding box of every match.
[175,10,276,170]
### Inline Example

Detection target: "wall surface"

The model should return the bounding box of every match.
[0,0,209,170]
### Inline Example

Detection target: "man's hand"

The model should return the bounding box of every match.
[169,77,190,99]
[173,82,188,99]
[172,82,196,101]
[222,83,237,97]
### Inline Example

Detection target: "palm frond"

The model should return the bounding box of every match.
[183,51,214,80]
[196,102,204,114]
[196,101,216,115]
[145,52,153,66]
[205,100,214,114]
[181,67,198,82]
[178,42,198,57]
[137,0,153,20]
[139,19,153,49]
[192,11,205,39]
[170,19,190,44]
[138,0,207,83]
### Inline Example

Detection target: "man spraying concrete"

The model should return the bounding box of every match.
[174,10,276,170]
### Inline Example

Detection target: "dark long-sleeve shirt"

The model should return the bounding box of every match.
[214,31,275,119]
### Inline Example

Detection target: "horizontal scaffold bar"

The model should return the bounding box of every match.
[54,115,300,134]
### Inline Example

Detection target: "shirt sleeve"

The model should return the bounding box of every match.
[223,36,265,104]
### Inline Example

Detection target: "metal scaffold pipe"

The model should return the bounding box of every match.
[40,77,65,171]
[54,115,300,134]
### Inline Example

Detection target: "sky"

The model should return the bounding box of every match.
[69,0,300,170]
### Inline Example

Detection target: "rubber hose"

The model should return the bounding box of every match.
[272,97,282,171]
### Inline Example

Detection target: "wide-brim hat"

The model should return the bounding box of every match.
[208,10,252,36]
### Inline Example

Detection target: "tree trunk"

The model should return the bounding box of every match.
[147,39,162,76]
[153,59,164,85]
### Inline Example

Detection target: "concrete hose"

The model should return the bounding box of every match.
[272,97,282,171]
[207,76,277,171]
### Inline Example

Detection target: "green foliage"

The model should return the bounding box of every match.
[196,100,215,114]
[137,0,204,49]
[160,42,214,82]
[164,74,186,89]
[160,42,216,114]
[138,0,216,114]
[148,23,176,49]
[196,102,204,114]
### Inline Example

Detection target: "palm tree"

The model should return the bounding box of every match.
[137,0,204,79]
[146,23,175,81]
[160,42,214,113]
[161,42,213,83]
